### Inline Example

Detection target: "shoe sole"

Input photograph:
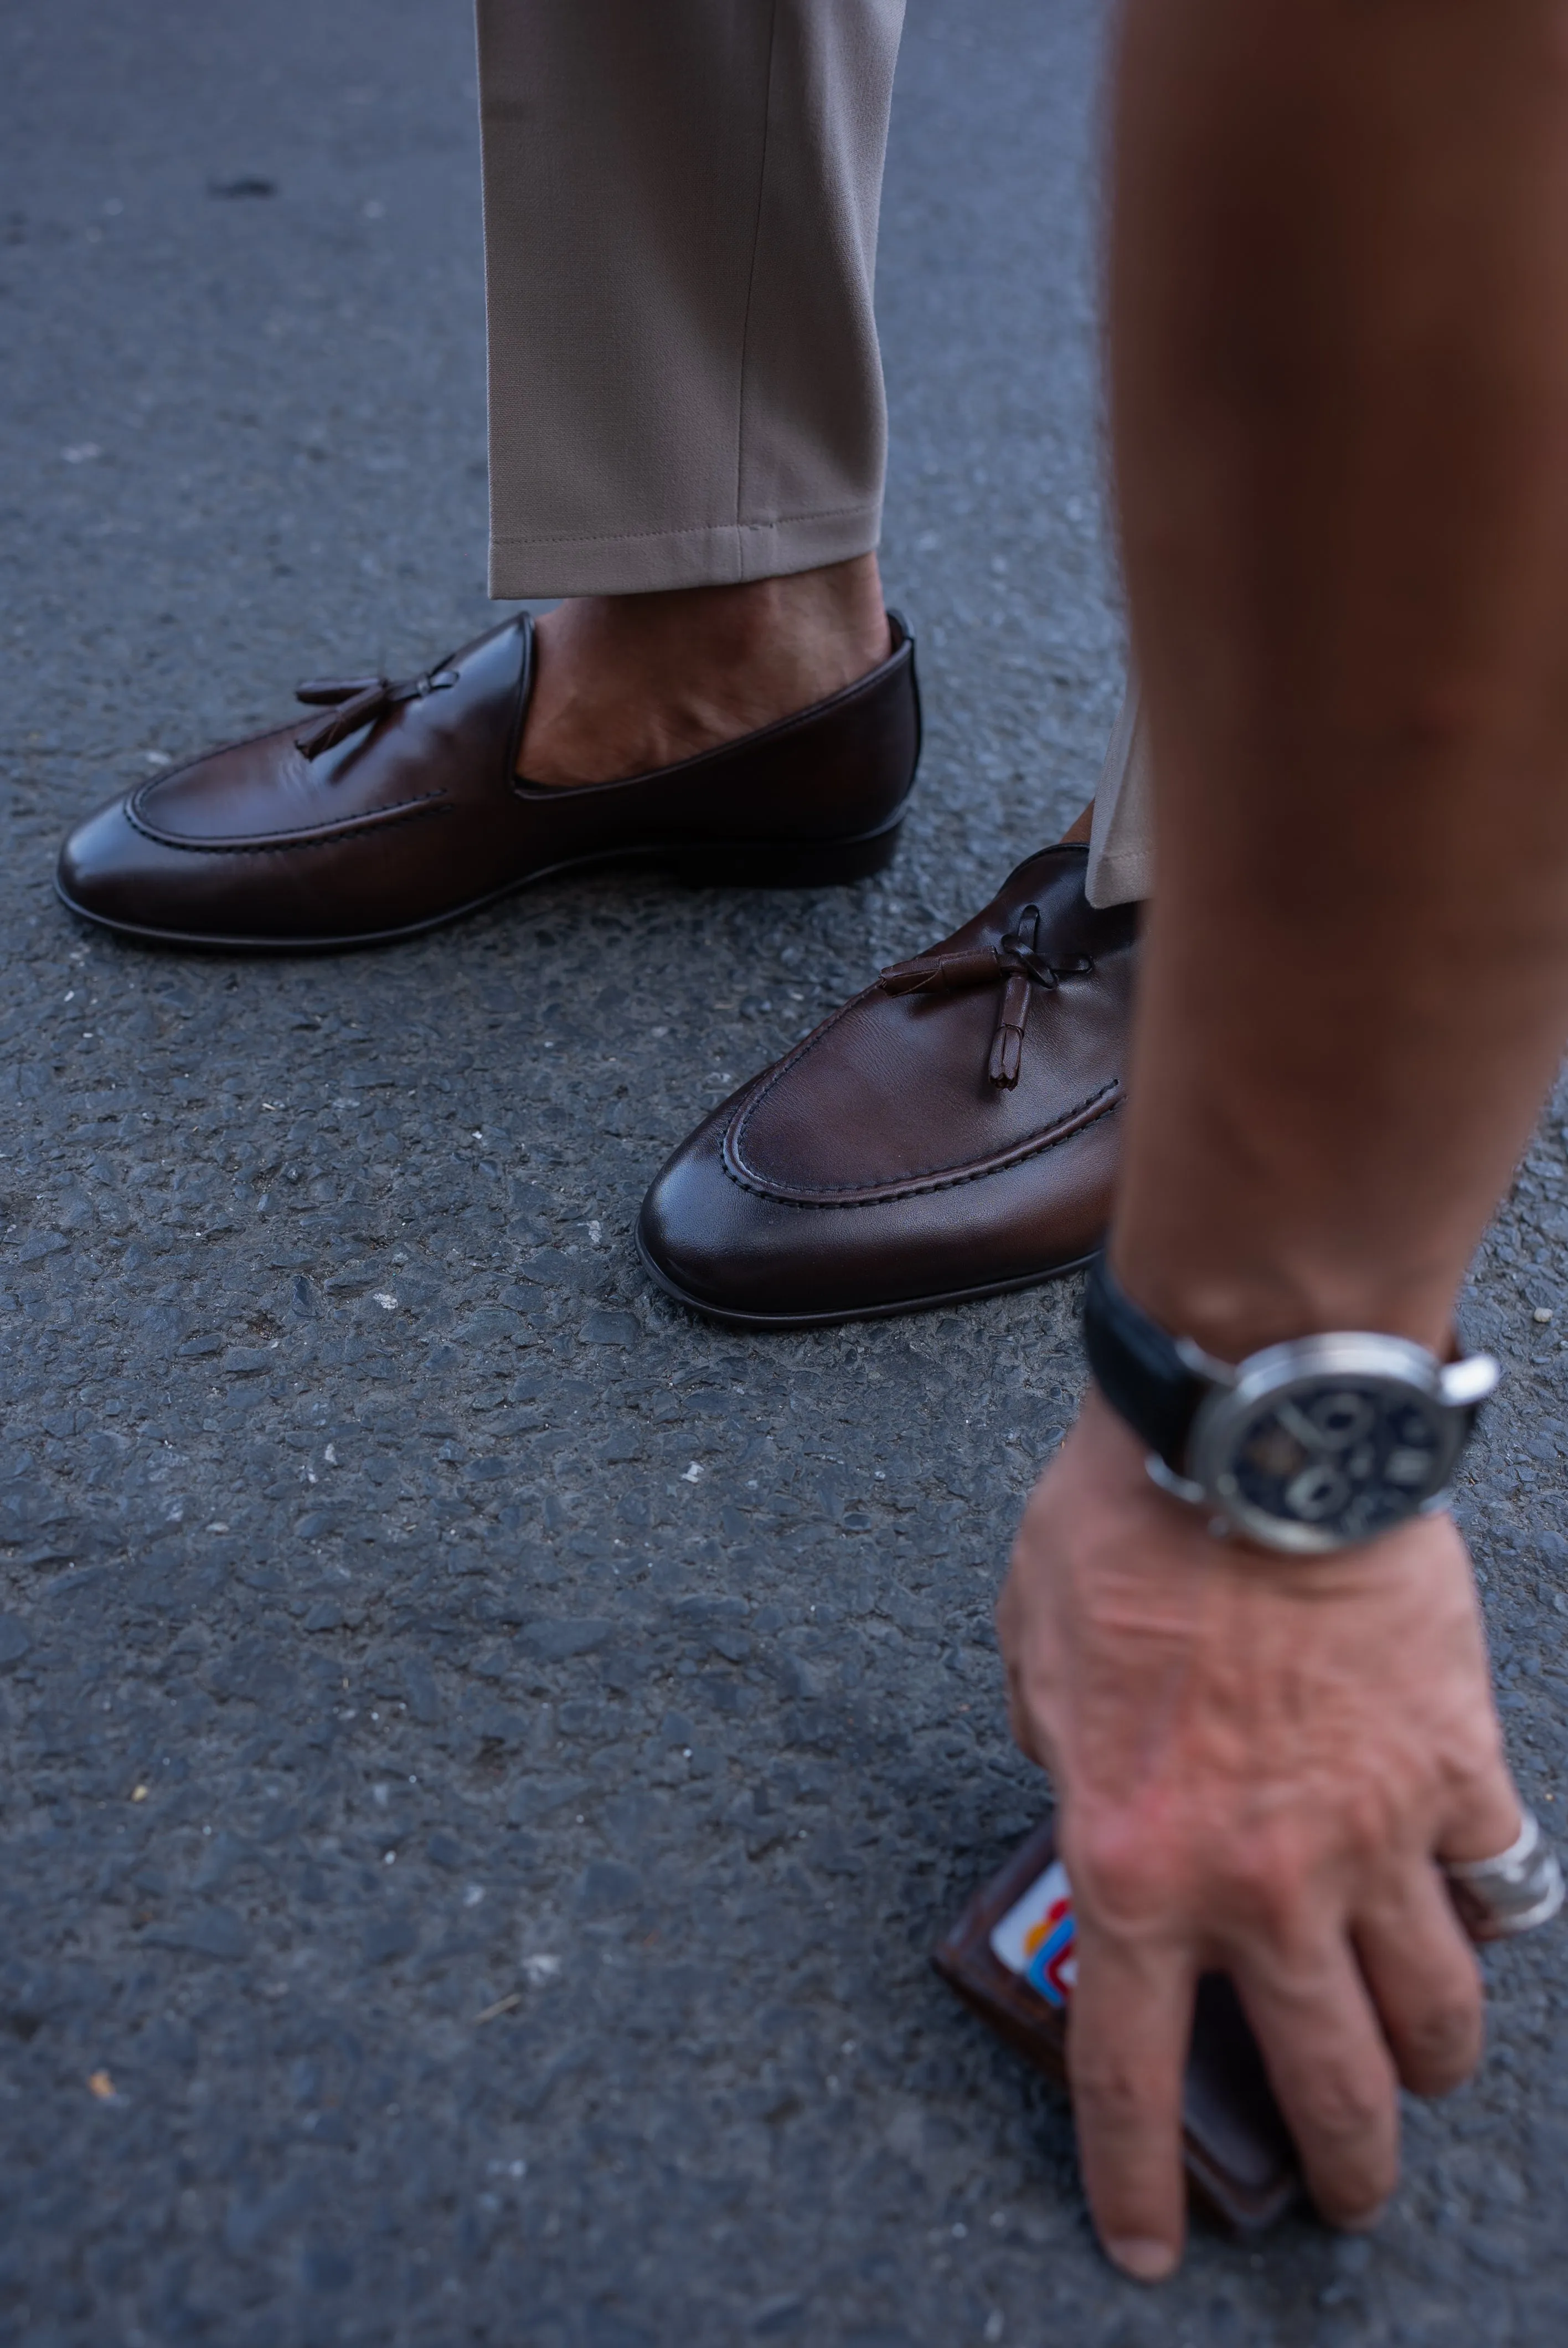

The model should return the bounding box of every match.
[634,1222,1100,1331]
[53,810,906,954]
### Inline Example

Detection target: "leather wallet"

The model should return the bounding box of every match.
[932,1814,1299,2234]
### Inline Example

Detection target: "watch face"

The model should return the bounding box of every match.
[1198,1372,1457,1552]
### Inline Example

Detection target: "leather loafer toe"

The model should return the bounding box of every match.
[638,841,1135,1325]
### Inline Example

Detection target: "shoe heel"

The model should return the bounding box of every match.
[672,818,904,890]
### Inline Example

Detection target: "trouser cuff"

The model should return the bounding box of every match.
[488,502,884,601]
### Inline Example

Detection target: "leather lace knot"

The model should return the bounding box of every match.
[293,662,459,760]
[878,904,1091,1089]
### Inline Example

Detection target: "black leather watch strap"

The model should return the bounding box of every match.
[1082,1255,1215,1475]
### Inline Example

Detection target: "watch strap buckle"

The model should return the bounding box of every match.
[1144,1451,1208,1508]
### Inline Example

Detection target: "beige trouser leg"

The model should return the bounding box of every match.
[474,0,1157,906]
[476,0,906,598]
[1086,676,1154,908]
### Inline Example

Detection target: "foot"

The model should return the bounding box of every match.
[518,552,893,785]
[637,817,1134,1327]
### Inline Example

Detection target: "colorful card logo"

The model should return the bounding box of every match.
[989,1857,1079,2008]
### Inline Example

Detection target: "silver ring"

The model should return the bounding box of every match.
[1442,1808,1565,1941]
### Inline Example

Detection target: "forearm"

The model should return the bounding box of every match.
[1109,0,1568,1357]
[1000,0,1568,2271]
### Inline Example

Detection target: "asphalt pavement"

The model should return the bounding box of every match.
[4,2,1568,2342]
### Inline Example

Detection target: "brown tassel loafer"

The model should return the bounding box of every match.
[637,841,1136,1326]
[55,611,919,950]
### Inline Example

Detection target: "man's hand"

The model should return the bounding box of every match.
[996,1389,1520,2282]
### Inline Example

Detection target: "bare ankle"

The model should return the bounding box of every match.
[519,554,891,787]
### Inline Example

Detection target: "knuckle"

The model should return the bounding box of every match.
[1337,1793,1396,1876]
[1069,2041,1156,2129]
[1226,1846,1306,1938]
[1292,2066,1390,2149]
[1204,1830,1313,1940]
[1066,1817,1172,1929]
[1400,1996,1481,2088]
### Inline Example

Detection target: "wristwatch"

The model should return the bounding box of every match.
[1082,1257,1499,1554]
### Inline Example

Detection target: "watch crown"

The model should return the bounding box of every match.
[1438,1353,1500,1409]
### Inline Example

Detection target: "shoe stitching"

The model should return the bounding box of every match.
[720,1082,1122,1211]
[123,791,449,854]
[728,927,1123,1197]
[117,615,528,851]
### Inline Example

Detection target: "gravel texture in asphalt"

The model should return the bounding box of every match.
[4,2,1568,2342]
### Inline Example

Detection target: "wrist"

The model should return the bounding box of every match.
[1108,1231,1458,1366]
[1041,1391,1448,1595]
[1082,1255,1497,1556]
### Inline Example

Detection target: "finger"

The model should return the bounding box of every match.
[994,1584,1049,1765]
[1001,1657,1053,1772]
[995,1601,1057,1772]
[998,1650,1030,1757]
[1066,1922,1194,2283]
[1353,1861,1484,2098]
[1433,1756,1526,1870]
[1232,1937,1400,2229]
